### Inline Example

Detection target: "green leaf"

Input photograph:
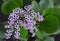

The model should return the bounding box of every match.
[51,27,60,35]
[43,37,54,41]
[2,0,12,2]
[14,0,23,8]
[0,22,6,31]
[1,0,23,15]
[32,1,40,12]
[53,0,60,6]
[2,0,23,7]
[19,26,28,39]
[42,8,60,25]
[23,0,32,6]
[0,22,6,39]
[39,0,54,12]
[35,39,41,41]
[55,5,60,8]
[36,15,59,34]
[44,15,59,33]
[20,38,27,41]
[36,30,44,39]
[0,31,5,39]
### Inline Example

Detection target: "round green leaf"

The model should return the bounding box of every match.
[14,0,23,8]
[32,1,40,12]
[44,15,59,33]
[19,26,28,39]
[51,28,60,35]
[2,0,23,7]
[1,0,23,15]
[42,8,60,25]
[36,15,59,34]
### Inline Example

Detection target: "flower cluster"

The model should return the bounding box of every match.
[5,4,44,39]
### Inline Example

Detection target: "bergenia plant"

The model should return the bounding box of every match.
[1,0,60,41]
[4,4,44,39]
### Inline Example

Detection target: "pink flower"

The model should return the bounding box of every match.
[5,4,44,39]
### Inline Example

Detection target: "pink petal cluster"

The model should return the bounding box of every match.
[5,4,44,39]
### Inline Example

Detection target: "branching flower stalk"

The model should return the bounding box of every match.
[5,4,44,40]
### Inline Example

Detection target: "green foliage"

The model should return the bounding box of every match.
[51,28,60,35]
[1,0,23,15]
[43,37,54,41]
[2,0,23,7]
[32,1,40,12]
[36,30,44,40]
[35,37,54,41]
[23,0,32,6]
[42,8,60,25]
[39,0,54,12]
[35,39,41,41]
[2,0,12,2]
[20,39,27,41]
[44,15,59,33]
[14,0,23,7]
[19,26,28,39]
[0,22,6,39]
[36,15,59,34]
[53,0,60,5]
[0,31,5,39]
[55,5,60,8]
